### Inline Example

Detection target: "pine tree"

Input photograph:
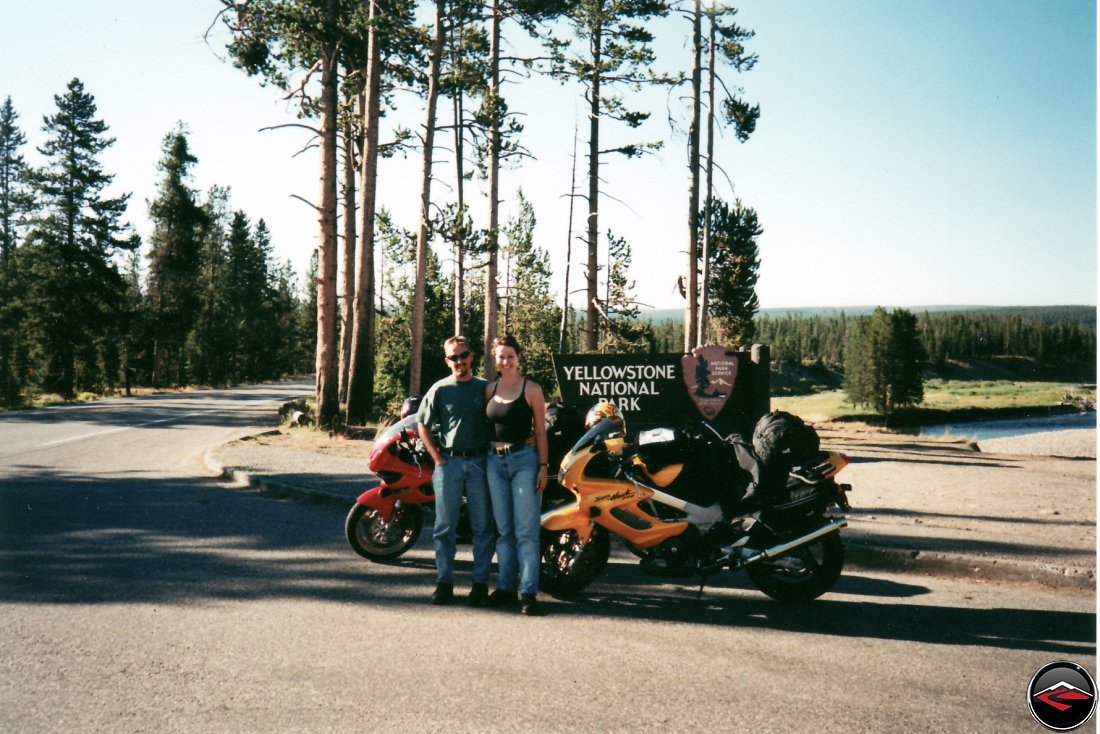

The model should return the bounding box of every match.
[373,209,451,412]
[547,0,673,350]
[843,307,925,414]
[188,186,234,385]
[0,96,34,404]
[225,214,276,382]
[21,79,137,398]
[693,3,758,345]
[146,126,208,386]
[705,197,760,347]
[500,190,560,388]
[0,97,33,261]
[599,231,651,353]
[222,0,346,426]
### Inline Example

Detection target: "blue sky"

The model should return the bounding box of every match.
[1,0,1095,310]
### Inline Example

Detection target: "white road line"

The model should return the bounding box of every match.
[1,407,249,460]
[36,411,213,450]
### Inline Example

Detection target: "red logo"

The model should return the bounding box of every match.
[1028,662,1097,731]
[1036,683,1093,712]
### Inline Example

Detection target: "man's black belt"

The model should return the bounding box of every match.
[441,447,485,458]
[491,442,526,456]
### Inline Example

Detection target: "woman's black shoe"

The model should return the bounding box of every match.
[431,582,454,605]
[467,583,489,607]
[520,593,543,616]
[487,589,518,607]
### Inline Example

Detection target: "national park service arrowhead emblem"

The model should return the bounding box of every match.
[681,345,737,420]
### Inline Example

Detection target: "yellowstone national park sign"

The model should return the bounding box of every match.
[553,346,768,435]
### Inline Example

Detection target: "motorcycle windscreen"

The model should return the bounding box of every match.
[567,417,625,455]
[375,415,420,445]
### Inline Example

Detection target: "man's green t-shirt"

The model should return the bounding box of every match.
[416,375,489,452]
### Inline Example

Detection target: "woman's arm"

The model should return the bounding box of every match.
[528,381,549,492]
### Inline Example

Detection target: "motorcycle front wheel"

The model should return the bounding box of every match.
[745,533,844,602]
[345,502,423,561]
[540,526,611,597]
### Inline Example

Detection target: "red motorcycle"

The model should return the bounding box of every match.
[344,416,435,561]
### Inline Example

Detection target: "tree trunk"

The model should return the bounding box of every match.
[452,20,466,337]
[346,5,381,422]
[338,108,357,405]
[699,10,716,346]
[410,0,445,396]
[684,0,702,352]
[585,19,602,352]
[558,117,579,354]
[314,0,340,429]
[483,0,501,378]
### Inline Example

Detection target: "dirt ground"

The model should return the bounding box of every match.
[256,419,1096,463]
[239,426,378,459]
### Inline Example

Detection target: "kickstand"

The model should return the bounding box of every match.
[696,574,709,601]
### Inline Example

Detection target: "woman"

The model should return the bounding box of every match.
[484,335,549,616]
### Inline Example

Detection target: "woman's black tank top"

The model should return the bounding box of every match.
[486,378,533,444]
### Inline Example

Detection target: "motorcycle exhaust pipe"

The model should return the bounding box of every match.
[737,518,847,567]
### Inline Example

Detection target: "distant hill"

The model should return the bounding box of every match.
[639,305,1097,325]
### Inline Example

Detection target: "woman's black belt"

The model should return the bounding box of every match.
[491,442,526,456]
[441,447,486,458]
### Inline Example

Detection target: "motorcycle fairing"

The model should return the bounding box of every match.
[540,502,595,544]
[356,483,434,522]
[361,416,435,521]
[556,430,698,550]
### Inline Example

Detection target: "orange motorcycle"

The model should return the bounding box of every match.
[540,417,853,602]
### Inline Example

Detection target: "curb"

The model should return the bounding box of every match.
[204,449,351,509]
[204,449,1094,593]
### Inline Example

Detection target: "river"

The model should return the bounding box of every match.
[917,411,1097,440]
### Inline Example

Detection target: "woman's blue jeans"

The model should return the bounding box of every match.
[486,444,542,595]
[431,453,493,586]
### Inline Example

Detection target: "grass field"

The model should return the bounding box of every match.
[773,379,1096,426]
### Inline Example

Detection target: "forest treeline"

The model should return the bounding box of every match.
[4,1,767,423]
[2,2,1090,418]
[640,307,1096,376]
[0,88,315,406]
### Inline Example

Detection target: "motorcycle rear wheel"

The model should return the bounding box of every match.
[345,502,423,561]
[745,533,844,602]
[540,526,611,597]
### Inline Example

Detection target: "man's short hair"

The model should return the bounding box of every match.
[444,335,469,352]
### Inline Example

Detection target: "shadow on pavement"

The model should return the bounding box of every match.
[540,558,1095,657]
[0,466,1091,659]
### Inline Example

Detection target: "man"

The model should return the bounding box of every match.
[416,336,494,606]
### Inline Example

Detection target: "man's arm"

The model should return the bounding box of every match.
[418,420,445,466]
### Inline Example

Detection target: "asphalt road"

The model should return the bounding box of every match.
[0,382,1094,733]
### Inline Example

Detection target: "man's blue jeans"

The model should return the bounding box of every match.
[432,453,492,586]
[486,444,541,595]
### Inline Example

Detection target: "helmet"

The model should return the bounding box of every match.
[584,400,625,434]
[399,395,422,419]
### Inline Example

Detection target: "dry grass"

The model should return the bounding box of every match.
[773,380,1095,425]
[241,425,377,460]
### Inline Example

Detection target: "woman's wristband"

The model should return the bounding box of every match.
[538,462,548,468]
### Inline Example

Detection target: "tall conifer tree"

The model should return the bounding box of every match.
[0,96,33,403]
[22,79,136,397]
[704,197,760,347]
[146,126,208,386]
[547,0,672,350]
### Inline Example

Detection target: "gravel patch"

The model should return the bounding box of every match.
[978,428,1096,458]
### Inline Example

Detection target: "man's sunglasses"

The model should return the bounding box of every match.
[446,350,472,362]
